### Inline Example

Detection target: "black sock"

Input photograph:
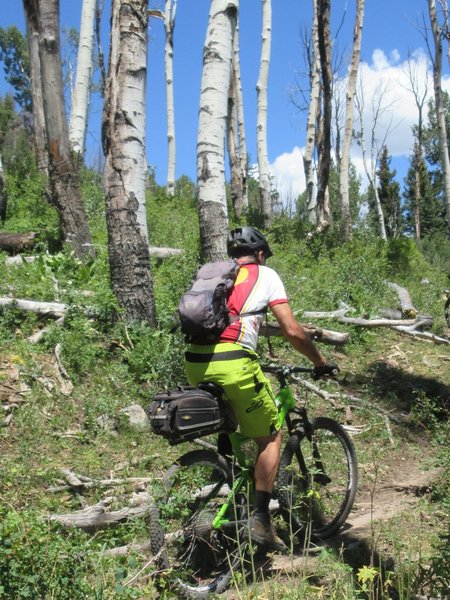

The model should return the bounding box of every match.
[253,490,272,523]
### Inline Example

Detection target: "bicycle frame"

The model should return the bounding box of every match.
[211,369,307,530]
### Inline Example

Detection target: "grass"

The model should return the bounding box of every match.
[1,187,449,597]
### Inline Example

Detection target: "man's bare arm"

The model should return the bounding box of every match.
[270,302,326,367]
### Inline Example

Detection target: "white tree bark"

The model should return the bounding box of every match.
[164,0,177,196]
[197,0,238,261]
[303,0,321,224]
[104,0,149,241]
[232,22,248,213]
[257,0,272,227]
[339,0,364,240]
[428,0,450,232]
[103,0,156,324]
[69,0,96,156]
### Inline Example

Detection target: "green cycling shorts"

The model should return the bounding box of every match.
[184,342,280,439]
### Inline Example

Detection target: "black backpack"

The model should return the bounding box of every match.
[178,259,239,341]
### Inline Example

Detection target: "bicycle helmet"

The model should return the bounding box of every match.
[227,226,273,258]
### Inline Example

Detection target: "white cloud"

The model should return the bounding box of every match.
[269,146,306,205]
[270,47,450,198]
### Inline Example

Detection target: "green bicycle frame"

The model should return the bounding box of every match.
[211,381,297,530]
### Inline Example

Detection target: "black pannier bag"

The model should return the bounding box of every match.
[148,386,236,445]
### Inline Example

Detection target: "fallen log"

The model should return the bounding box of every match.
[259,321,349,346]
[105,541,151,557]
[49,501,149,531]
[0,297,66,317]
[337,316,433,329]
[392,323,450,345]
[379,308,433,322]
[385,281,418,318]
[0,232,37,253]
[47,468,153,493]
[4,246,183,266]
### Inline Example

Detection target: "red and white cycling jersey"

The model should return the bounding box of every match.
[219,263,288,351]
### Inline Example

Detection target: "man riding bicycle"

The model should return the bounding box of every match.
[185,226,336,551]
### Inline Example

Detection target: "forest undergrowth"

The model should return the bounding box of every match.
[0,178,449,599]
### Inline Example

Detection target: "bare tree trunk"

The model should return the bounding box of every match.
[69,0,96,156]
[405,54,429,240]
[413,143,422,239]
[103,0,156,324]
[30,0,94,260]
[316,0,332,227]
[303,0,321,225]
[227,72,244,216]
[256,0,272,227]
[23,0,48,175]
[95,0,107,94]
[197,0,237,262]
[355,81,388,240]
[0,155,7,223]
[232,21,248,215]
[428,0,450,232]
[164,0,176,196]
[339,0,364,240]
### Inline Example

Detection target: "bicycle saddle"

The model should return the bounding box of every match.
[197,381,224,399]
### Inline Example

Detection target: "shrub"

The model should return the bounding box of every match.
[0,509,94,599]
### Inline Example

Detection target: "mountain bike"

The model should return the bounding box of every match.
[150,365,358,598]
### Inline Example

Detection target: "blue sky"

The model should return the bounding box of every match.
[1,0,447,201]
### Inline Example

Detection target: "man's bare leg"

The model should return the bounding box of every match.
[254,431,282,493]
[249,430,286,550]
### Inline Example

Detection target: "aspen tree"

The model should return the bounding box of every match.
[339,0,364,241]
[164,0,177,196]
[257,0,272,227]
[103,0,156,324]
[428,0,450,232]
[69,0,96,156]
[197,0,238,261]
[23,0,48,174]
[24,0,94,261]
[303,0,321,224]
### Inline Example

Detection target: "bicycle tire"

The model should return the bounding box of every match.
[150,449,248,598]
[277,417,358,540]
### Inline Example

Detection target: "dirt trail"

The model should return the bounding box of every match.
[224,450,439,598]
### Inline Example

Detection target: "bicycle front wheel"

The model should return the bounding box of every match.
[277,417,358,540]
[150,449,247,598]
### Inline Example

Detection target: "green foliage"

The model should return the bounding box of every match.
[0,27,31,112]
[0,508,94,598]
[4,171,59,247]
[403,145,447,237]
[419,232,450,275]
[0,95,35,179]
[122,323,186,391]
[377,145,403,238]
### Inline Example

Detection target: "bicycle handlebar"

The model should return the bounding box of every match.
[261,364,314,375]
[261,364,339,381]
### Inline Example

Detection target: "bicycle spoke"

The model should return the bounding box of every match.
[278,418,357,539]
[150,450,248,596]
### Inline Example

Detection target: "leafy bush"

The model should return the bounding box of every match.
[0,509,94,599]
[122,323,186,392]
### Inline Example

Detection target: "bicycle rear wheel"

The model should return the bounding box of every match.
[277,417,358,540]
[150,449,248,598]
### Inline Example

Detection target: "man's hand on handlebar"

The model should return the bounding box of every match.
[312,363,340,381]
